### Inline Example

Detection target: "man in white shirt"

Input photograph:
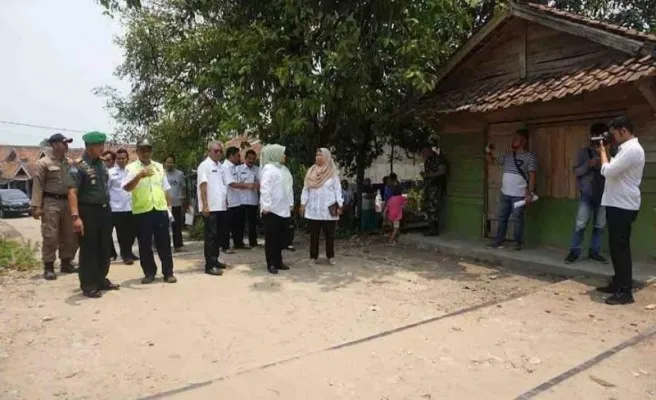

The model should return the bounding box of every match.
[235,149,260,248]
[222,147,257,252]
[596,116,645,305]
[108,148,139,265]
[198,141,229,276]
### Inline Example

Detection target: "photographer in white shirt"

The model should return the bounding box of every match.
[596,116,645,305]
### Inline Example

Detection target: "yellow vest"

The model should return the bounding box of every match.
[126,160,168,214]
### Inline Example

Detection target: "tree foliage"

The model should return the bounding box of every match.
[98,0,471,175]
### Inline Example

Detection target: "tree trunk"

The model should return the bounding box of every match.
[354,124,372,231]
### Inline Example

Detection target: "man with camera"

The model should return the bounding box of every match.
[596,116,645,305]
[564,123,609,265]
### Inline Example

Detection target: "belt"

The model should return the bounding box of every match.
[79,202,109,208]
[43,192,67,200]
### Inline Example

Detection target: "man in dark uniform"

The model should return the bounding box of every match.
[420,141,448,236]
[31,133,78,280]
[68,132,119,298]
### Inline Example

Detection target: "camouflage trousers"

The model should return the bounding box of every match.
[423,185,444,223]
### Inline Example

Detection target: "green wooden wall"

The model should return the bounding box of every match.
[440,132,485,238]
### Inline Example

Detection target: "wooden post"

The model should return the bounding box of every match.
[519,19,527,79]
[635,78,656,116]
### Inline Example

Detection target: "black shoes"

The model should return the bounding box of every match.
[564,252,579,264]
[100,280,120,291]
[218,262,228,269]
[605,290,635,305]
[60,259,78,274]
[267,265,278,274]
[596,284,616,294]
[141,275,156,284]
[43,263,57,280]
[83,290,102,298]
[278,263,290,271]
[284,245,296,252]
[588,252,608,263]
[206,268,223,276]
[164,275,178,283]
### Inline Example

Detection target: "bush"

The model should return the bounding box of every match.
[0,236,40,273]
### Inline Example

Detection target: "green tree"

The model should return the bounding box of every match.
[98,0,471,216]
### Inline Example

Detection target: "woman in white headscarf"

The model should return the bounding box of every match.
[259,144,291,274]
[300,148,343,266]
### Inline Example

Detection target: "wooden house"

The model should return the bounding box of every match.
[416,2,656,258]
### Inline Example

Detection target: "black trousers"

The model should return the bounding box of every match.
[135,210,174,278]
[203,211,229,270]
[222,207,238,250]
[113,211,138,261]
[171,206,184,249]
[232,206,246,248]
[284,217,295,247]
[241,205,259,247]
[606,206,638,290]
[263,212,285,268]
[307,219,336,259]
[78,204,112,291]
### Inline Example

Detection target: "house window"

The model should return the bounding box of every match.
[528,122,591,200]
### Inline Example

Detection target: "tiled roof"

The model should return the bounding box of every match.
[522,2,656,43]
[423,55,656,114]
[225,134,262,155]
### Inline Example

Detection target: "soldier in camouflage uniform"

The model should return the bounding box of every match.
[420,143,448,236]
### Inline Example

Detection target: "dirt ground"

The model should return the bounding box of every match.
[0,217,655,400]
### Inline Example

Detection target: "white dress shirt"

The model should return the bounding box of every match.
[108,166,132,212]
[236,163,260,206]
[301,176,344,221]
[197,157,228,212]
[259,164,291,218]
[222,159,241,208]
[601,137,645,211]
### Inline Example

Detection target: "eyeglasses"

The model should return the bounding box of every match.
[212,148,223,154]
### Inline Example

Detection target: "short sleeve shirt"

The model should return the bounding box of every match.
[197,157,227,212]
[71,154,110,205]
[498,151,537,197]
[222,159,241,208]
[166,169,186,207]
[236,164,259,206]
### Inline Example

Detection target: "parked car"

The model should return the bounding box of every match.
[0,189,31,218]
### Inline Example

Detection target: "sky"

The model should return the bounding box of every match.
[0,0,128,147]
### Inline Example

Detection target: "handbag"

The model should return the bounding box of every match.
[328,202,339,217]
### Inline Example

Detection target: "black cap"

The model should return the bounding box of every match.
[47,133,73,144]
[136,138,153,149]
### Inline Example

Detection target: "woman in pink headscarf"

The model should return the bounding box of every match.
[300,148,344,266]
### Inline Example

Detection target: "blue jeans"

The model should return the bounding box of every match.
[569,198,605,256]
[494,194,526,246]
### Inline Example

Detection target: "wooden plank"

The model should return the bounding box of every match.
[434,8,512,85]
[635,78,656,114]
[511,4,643,55]
[519,19,527,79]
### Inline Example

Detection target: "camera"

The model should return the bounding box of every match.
[590,131,610,146]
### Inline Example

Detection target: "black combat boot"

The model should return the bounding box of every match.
[60,259,78,274]
[43,263,57,281]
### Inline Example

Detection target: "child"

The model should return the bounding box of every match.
[383,184,406,244]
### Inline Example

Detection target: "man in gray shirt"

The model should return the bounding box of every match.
[165,155,186,251]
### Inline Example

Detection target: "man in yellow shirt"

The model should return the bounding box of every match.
[123,138,177,284]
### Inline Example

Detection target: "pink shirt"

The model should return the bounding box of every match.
[385,195,407,222]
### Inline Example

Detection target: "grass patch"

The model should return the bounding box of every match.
[0,236,40,273]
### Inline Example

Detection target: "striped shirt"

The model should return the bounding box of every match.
[495,151,537,197]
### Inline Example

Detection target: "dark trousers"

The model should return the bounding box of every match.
[110,237,117,260]
[78,204,112,291]
[307,219,336,259]
[203,211,229,270]
[263,212,286,268]
[241,205,258,247]
[113,211,138,261]
[222,207,238,250]
[284,217,295,247]
[232,206,246,248]
[135,210,174,278]
[171,206,184,249]
[606,206,638,290]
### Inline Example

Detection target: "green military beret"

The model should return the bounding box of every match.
[82,131,107,145]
